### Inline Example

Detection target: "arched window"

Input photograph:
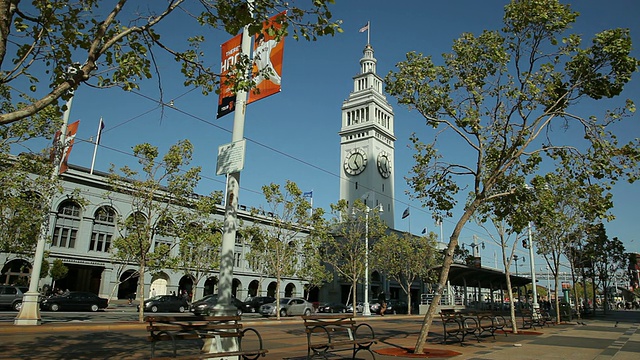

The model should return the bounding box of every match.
[154,218,176,252]
[90,206,116,252]
[51,200,81,248]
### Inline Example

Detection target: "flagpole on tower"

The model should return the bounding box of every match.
[367,21,370,44]
[359,21,370,44]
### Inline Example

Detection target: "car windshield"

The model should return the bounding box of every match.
[199,295,218,303]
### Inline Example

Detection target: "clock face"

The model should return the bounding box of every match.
[344,148,367,176]
[377,152,391,178]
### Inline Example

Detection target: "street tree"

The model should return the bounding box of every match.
[582,223,626,313]
[296,229,333,301]
[473,207,526,334]
[245,180,319,319]
[0,0,342,126]
[371,231,439,316]
[323,199,387,317]
[107,140,201,322]
[1,111,59,256]
[173,192,224,303]
[384,0,639,352]
[48,258,68,292]
[529,171,613,321]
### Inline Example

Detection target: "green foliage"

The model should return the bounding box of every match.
[0,84,62,255]
[49,258,69,281]
[0,0,342,125]
[107,139,201,322]
[173,193,224,302]
[244,180,323,318]
[371,231,439,314]
[322,199,387,314]
[582,224,626,308]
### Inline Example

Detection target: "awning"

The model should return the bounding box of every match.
[433,263,533,291]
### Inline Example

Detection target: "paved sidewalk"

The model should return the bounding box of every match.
[0,310,638,359]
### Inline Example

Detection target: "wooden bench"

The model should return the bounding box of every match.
[521,308,546,330]
[475,312,508,339]
[439,311,507,345]
[303,314,377,359]
[440,311,466,344]
[539,308,555,326]
[145,315,267,360]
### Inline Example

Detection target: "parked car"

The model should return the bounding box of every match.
[317,302,348,313]
[243,296,276,313]
[369,302,381,314]
[137,295,189,313]
[346,302,364,313]
[41,291,109,312]
[190,294,244,316]
[259,297,314,317]
[370,299,409,315]
[0,285,29,311]
[385,299,408,314]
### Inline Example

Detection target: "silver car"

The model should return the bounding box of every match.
[259,297,314,317]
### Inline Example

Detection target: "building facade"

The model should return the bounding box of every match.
[0,164,309,302]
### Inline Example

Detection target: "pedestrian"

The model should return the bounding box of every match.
[151,288,156,297]
[378,291,387,316]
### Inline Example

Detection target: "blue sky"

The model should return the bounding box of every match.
[30,1,639,267]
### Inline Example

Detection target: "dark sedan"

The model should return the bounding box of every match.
[385,300,408,314]
[317,302,348,313]
[190,294,245,316]
[137,295,189,313]
[41,291,109,312]
[243,296,275,313]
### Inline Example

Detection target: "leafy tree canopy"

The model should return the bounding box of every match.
[0,0,342,126]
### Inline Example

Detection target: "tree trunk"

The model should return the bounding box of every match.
[554,274,561,323]
[413,205,476,353]
[406,281,412,315]
[137,261,146,323]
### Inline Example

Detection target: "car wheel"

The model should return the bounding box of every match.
[50,303,60,312]
[13,301,22,311]
[90,304,99,312]
[236,308,243,316]
[279,309,287,317]
[303,308,311,316]
[151,305,158,313]
[178,306,185,313]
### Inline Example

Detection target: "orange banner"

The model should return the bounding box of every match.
[217,34,243,119]
[59,120,80,174]
[248,12,286,104]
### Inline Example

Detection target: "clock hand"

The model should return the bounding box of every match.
[349,156,357,169]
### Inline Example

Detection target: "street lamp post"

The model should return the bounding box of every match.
[15,68,77,325]
[355,204,382,316]
[513,254,525,306]
[527,222,539,311]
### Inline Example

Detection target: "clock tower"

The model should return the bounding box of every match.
[339,43,396,228]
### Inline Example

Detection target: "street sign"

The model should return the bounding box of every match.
[216,139,246,175]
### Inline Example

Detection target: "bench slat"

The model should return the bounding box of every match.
[303,314,377,360]
[146,315,267,359]
[151,349,267,360]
